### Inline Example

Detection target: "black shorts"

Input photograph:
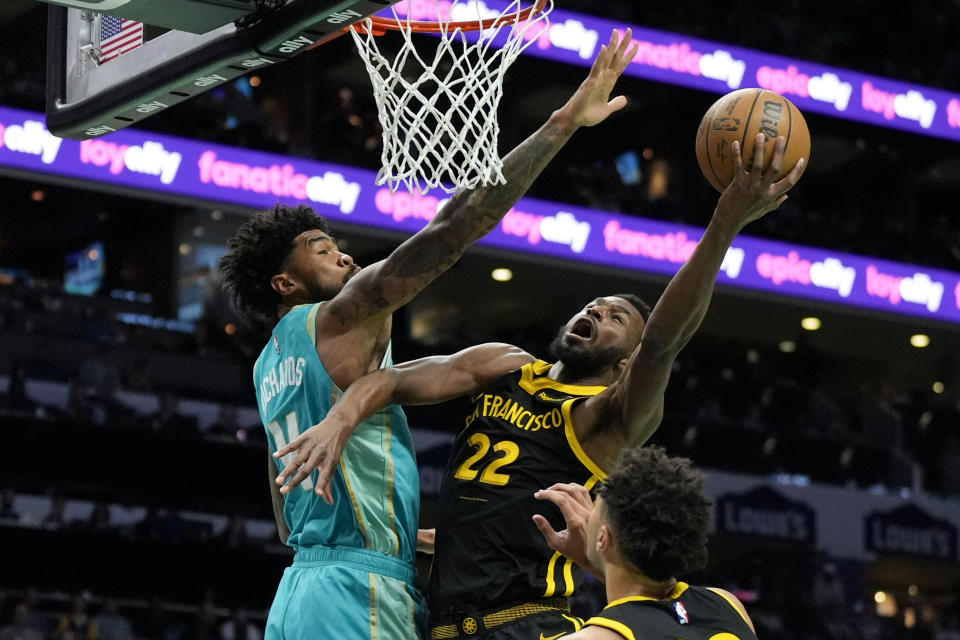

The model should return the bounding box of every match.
[430,608,585,640]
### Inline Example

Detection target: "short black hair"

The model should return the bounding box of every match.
[596,446,711,581]
[610,293,651,323]
[219,204,330,318]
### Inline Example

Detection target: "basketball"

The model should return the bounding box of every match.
[695,88,810,192]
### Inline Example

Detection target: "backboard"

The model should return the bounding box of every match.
[43,0,398,140]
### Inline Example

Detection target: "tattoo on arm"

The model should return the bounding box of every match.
[437,117,576,244]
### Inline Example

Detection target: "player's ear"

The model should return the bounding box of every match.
[271,273,298,296]
[597,523,614,552]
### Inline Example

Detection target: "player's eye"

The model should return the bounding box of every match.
[613,316,624,324]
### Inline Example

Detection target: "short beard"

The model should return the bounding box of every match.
[548,326,626,381]
[304,280,342,303]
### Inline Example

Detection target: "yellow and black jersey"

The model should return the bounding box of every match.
[427,360,608,619]
[586,583,759,640]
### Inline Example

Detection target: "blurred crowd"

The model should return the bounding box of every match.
[0,589,264,640]
[2,271,959,497]
[2,561,958,640]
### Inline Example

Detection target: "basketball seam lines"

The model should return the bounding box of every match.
[785,100,794,168]
[740,91,764,163]
[704,105,724,191]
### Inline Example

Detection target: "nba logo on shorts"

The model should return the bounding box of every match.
[674,602,689,624]
[274,335,281,354]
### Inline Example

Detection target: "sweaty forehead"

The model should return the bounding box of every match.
[590,296,638,317]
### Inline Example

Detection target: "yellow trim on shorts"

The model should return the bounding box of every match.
[429,625,458,639]
[707,587,752,627]
[546,474,602,598]
[543,550,562,597]
[407,586,416,636]
[562,556,575,596]
[585,617,636,640]
[562,400,608,480]
[561,613,585,631]
[518,361,607,396]
[369,573,377,640]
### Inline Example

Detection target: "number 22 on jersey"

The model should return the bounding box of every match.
[266,411,315,492]
[454,433,520,486]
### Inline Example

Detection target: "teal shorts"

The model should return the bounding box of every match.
[266,547,426,640]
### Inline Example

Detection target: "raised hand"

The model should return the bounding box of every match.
[558,29,639,128]
[532,482,603,580]
[273,415,354,504]
[716,133,806,231]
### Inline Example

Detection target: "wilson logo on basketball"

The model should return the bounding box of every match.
[758,101,784,139]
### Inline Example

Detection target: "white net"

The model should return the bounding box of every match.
[350,0,553,194]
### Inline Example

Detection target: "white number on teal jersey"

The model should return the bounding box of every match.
[266,411,315,492]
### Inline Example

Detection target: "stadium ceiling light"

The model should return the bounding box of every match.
[932,381,945,394]
[778,340,796,353]
[874,591,887,604]
[491,268,513,282]
[800,316,821,331]
[910,334,930,348]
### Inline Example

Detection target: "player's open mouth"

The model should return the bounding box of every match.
[567,318,594,340]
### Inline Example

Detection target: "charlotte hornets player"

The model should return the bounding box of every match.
[217,29,640,640]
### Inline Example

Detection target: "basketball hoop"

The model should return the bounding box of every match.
[348,0,553,194]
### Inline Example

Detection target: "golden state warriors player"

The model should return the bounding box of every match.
[533,446,759,640]
[272,135,804,638]
[218,29,641,640]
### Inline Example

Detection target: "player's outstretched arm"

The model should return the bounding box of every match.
[577,136,805,446]
[273,344,533,502]
[319,30,639,332]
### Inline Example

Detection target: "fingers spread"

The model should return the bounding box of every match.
[534,488,569,509]
[766,136,786,179]
[314,459,337,504]
[751,133,766,173]
[620,41,639,71]
[731,140,743,173]
[770,157,804,198]
[532,514,561,547]
[612,28,629,58]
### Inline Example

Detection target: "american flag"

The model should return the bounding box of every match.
[98,15,143,63]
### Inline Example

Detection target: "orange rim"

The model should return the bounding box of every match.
[350,0,549,35]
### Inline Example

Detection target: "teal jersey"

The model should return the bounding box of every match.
[253,303,420,564]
